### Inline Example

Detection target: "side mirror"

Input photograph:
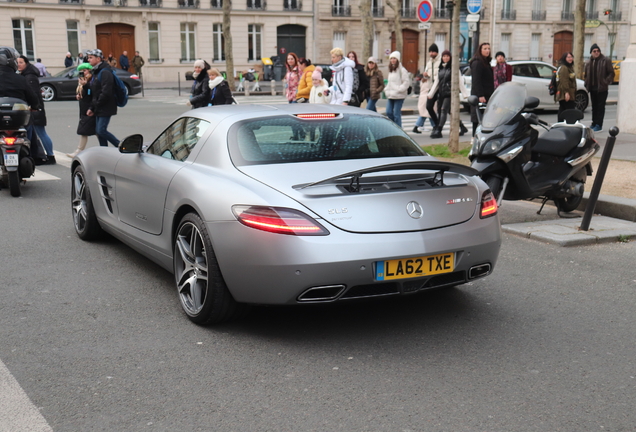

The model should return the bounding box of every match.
[118,134,144,153]
[524,96,540,109]
[467,95,480,107]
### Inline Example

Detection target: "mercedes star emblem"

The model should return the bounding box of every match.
[406,201,423,219]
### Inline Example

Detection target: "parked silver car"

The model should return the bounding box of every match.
[462,60,589,111]
[71,104,501,324]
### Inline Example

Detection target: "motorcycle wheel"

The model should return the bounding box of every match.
[8,171,21,197]
[556,193,584,213]
[484,176,503,200]
[71,165,103,240]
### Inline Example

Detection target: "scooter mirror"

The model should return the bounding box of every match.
[524,97,540,109]
[467,95,480,107]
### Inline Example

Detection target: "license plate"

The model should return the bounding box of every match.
[3,154,18,167]
[375,253,455,281]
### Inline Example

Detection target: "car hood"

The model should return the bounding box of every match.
[238,159,481,233]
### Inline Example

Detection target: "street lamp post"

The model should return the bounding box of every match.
[446,0,455,51]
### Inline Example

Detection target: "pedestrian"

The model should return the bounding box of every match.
[86,49,120,147]
[67,63,96,158]
[427,50,469,139]
[469,42,494,136]
[328,47,356,105]
[17,55,56,164]
[207,67,233,105]
[119,51,130,72]
[33,58,47,77]
[584,43,615,132]
[413,44,440,133]
[384,51,410,127]
[364,57,384,112]
[107,53,117,68]
[284,53,300,103]
[309,67,331,104]
[492,51,512,90]
[187,59,211,108]
[347,51,370,107]
[555,52,578,122]
[64,52,73,68]
[75,53,85,66]
[132,51,145,76]
[295,58,315,102]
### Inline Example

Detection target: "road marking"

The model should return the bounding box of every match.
[0,360,53,432]
[29,170,61,182]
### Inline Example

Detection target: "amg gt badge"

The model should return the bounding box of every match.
[447,198,474,205]
[406,201,423,219]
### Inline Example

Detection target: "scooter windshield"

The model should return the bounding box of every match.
[481,82,527,130]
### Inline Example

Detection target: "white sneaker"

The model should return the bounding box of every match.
[421,126,432,132]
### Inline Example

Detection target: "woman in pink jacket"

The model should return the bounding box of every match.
[284,53,300,103]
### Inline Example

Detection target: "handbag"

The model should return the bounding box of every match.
[348,93,361,107]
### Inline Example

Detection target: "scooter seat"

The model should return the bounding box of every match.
[533,125,583,157]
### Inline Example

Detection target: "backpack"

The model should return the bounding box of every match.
[97,68,129,107]
[548,67,560,96]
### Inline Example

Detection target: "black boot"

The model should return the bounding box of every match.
[412,126,421,134]
[459,122,468,136]
[430,128,443,139]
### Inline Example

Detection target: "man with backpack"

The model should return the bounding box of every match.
[86,49,120,147]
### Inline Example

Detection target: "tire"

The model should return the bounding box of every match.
[8,171,20,197]
[40,85,56,102]
[174,213,247,325]
[575,90,589,112]
[71,165,103,240]
[484,176,503,201]
[556,186,584,213]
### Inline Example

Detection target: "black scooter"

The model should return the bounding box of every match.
[0,97,35,197]
[468,82,600,216]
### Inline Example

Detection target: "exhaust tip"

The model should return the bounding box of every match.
[469,263,491,279]
[298,285,346,302]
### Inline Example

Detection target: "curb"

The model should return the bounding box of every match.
[578,193,636,222]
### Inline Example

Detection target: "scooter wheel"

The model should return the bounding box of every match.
[484,176,502,201]
[556,194,583,213]
[8,171,21,197]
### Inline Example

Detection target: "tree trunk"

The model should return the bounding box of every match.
[359,0,374,62]
[448,0,461,153]
[223,0,235,91]
[386,0,403,55]
[573,0,586,79]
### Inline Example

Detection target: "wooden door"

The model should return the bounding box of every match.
[96,23,136,67]
[391,29,419,74]
[553,31,573,66]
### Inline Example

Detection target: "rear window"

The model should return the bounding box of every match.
[229,114,426,166]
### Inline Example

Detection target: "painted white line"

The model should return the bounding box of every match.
[53,151,73,169]
[30,170,60,182]
[0,360,53,432]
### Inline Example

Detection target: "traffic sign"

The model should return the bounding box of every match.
[417,0,433,23]
[466,13,480,22]
[418,23,431,30]
[467,0,482,14]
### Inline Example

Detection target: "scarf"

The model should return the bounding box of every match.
[494,63,507,89]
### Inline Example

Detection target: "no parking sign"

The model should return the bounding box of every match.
[417,0,433,22]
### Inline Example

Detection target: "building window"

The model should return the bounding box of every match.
[372,0,383,16]
[333,0,350,16]
[586,0,597,18]
[561,0,574,19]
[283,0,301,10]
[584,33,592,59]
[333,31,346,51]
[66,21,80,58]
[530,34,541,60]
[435,33,446,53]
[180,23,196,62]
[248,24,262,62]
[140,0,162,6]
[211,0,222,7]
[213,24,225,61]
[247,0,265,9]
[372,31,379,61]
[13,19,34,61]
[148,22,161,62]
[401,0,415,17]
[500,33,511,59]
[435,0,449,18]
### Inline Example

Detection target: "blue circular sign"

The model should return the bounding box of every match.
[467,0,482,14]
[417,0,433,22]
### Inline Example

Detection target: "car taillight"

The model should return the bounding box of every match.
[295,114,338,119]
[232,205,330,236]
[130,75,140,79]
[480,191,498,218]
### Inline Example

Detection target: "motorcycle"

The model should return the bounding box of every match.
[468,82,600,216]
[0,97,35,197]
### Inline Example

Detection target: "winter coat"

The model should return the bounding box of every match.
[0,65,39,109]
[427,61,469,100]
[77,80,96,136]
[330,58,356,105]
[208,76,233,105]
[354,63,370,102]
[584,54,614,93]
[285,67,300,102]
[384,64,410,100]
[470,57,494,99]
[296,65,316,100]
[309,79,331,104]
[20,64,47,127]
[132,55,145,75]
[492,62,513,89]
[89,61,118,117]
[190,71,211,109]
[555,63,577,103]
[365,67,385,101]
[119,55,129,71]
[64,56,73,68]
[107,57,117,69]
[418,55,441,117]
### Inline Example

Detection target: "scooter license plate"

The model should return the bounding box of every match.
[3,154,18,167]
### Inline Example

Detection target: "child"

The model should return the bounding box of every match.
[309,67,331,104]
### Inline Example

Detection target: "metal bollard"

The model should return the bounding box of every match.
[271,80,276,96]
[580,126,619,231]
[244,84,249,97]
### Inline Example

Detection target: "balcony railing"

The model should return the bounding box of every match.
[586,10,598,19]
[434,8,449,18]
[103,0,127,5]
[372,5,384,16]
[246,0,266,9]
[60,0,84,4]
[501,9,516,19]
[400,7,416,18]
[561,10,574,20]
[210,0,221,7]
[607,10,622,20]
[283,0,301,10]
[332,5,351,16]
[178,0,199,7]
[531,10,546,20]
[139,0,161,6]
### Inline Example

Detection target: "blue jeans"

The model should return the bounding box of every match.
[34,125,54,156]
[415,116,436,128]
[386,99,405,127]
[95,116,120,147]
[366,98,378,112]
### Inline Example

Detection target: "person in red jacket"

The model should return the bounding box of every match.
[493,51,512,90]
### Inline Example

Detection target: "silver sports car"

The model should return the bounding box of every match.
[71,104,501,324]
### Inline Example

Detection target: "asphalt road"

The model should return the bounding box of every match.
[1,95,635,431]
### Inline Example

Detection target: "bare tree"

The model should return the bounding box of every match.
[359,0,374,61]
[223,0,235,91]
[448,0,461,153]
[385,0,403,55]
[573,0,586,78]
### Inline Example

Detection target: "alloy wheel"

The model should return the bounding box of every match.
[174,222,209,316]
[72,170,88,233]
